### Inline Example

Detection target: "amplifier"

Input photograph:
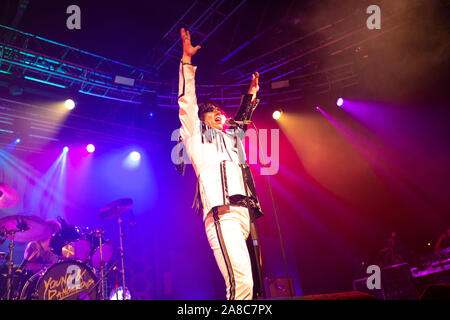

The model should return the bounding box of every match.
[264,277,295,298]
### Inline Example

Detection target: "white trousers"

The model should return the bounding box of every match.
[205,205,253,300]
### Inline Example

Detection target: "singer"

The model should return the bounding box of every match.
[178,28,264,300]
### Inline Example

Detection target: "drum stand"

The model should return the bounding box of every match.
[88,258,124,300]
[5,230,16,300]
[117,215,126,300]
[93,230,106,300]
[100,237,105,300]
[90,216,128,300]
[96,199,132,300]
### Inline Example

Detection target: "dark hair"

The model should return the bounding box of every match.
[198,100,222,121]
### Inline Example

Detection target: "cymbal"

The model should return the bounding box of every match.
[0,214,51,242]
[99,198,133,220]
[0,183,19,209]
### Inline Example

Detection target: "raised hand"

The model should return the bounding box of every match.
[181,28,201,64]
[248,72,260,95]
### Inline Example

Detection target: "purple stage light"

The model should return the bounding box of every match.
[86,144,95,153]
[336,98,344,107]
[63,146,69,153]
[15,138,21,144]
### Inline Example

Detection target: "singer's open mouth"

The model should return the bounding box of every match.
[215,116,222,123]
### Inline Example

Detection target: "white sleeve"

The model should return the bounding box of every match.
[178,62,199,139]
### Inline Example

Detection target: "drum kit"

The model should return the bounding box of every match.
[0,183,133,300]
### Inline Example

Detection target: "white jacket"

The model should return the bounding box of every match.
[178,62,261,221]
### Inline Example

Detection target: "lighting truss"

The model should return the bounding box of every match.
[219,0,417,101]
[0,96,164,153]
[0,24,158,104]
[149,0,247,71]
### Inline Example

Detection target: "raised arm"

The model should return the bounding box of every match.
[178,28,202,138]
[247,71,259,103]
[181,28,201,65]
[234,72,260,123]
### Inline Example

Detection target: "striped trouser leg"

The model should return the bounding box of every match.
[205,205,253,300]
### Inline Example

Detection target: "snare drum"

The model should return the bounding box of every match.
[50,225,91,262]
[19,260,98,300]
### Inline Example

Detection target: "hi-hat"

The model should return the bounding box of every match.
[0,183,19,209]
[0,214,51,242]
[98,198,133,220]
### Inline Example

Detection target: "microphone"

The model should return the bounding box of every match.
[225,118,253,127]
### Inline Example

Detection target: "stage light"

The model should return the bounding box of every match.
[123,150,142,169]
[149,112,154,118]
[129,151,141,161]
[15,138,21,144]
[64,99,76,110]
[336,97,344,107]
[86,144,95,153]
[63,146,69,153]
[272,110,282,120]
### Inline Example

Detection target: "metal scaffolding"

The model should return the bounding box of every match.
[0,0,416,110]
[0,24,158,104]
[149,0,247,71]
[0,96,164,153]
[218,0,415,102]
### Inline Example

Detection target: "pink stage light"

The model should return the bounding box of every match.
[336,98,344,107]
[86,144,95,153]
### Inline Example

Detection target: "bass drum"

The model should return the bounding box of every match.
[20,260,98,300]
